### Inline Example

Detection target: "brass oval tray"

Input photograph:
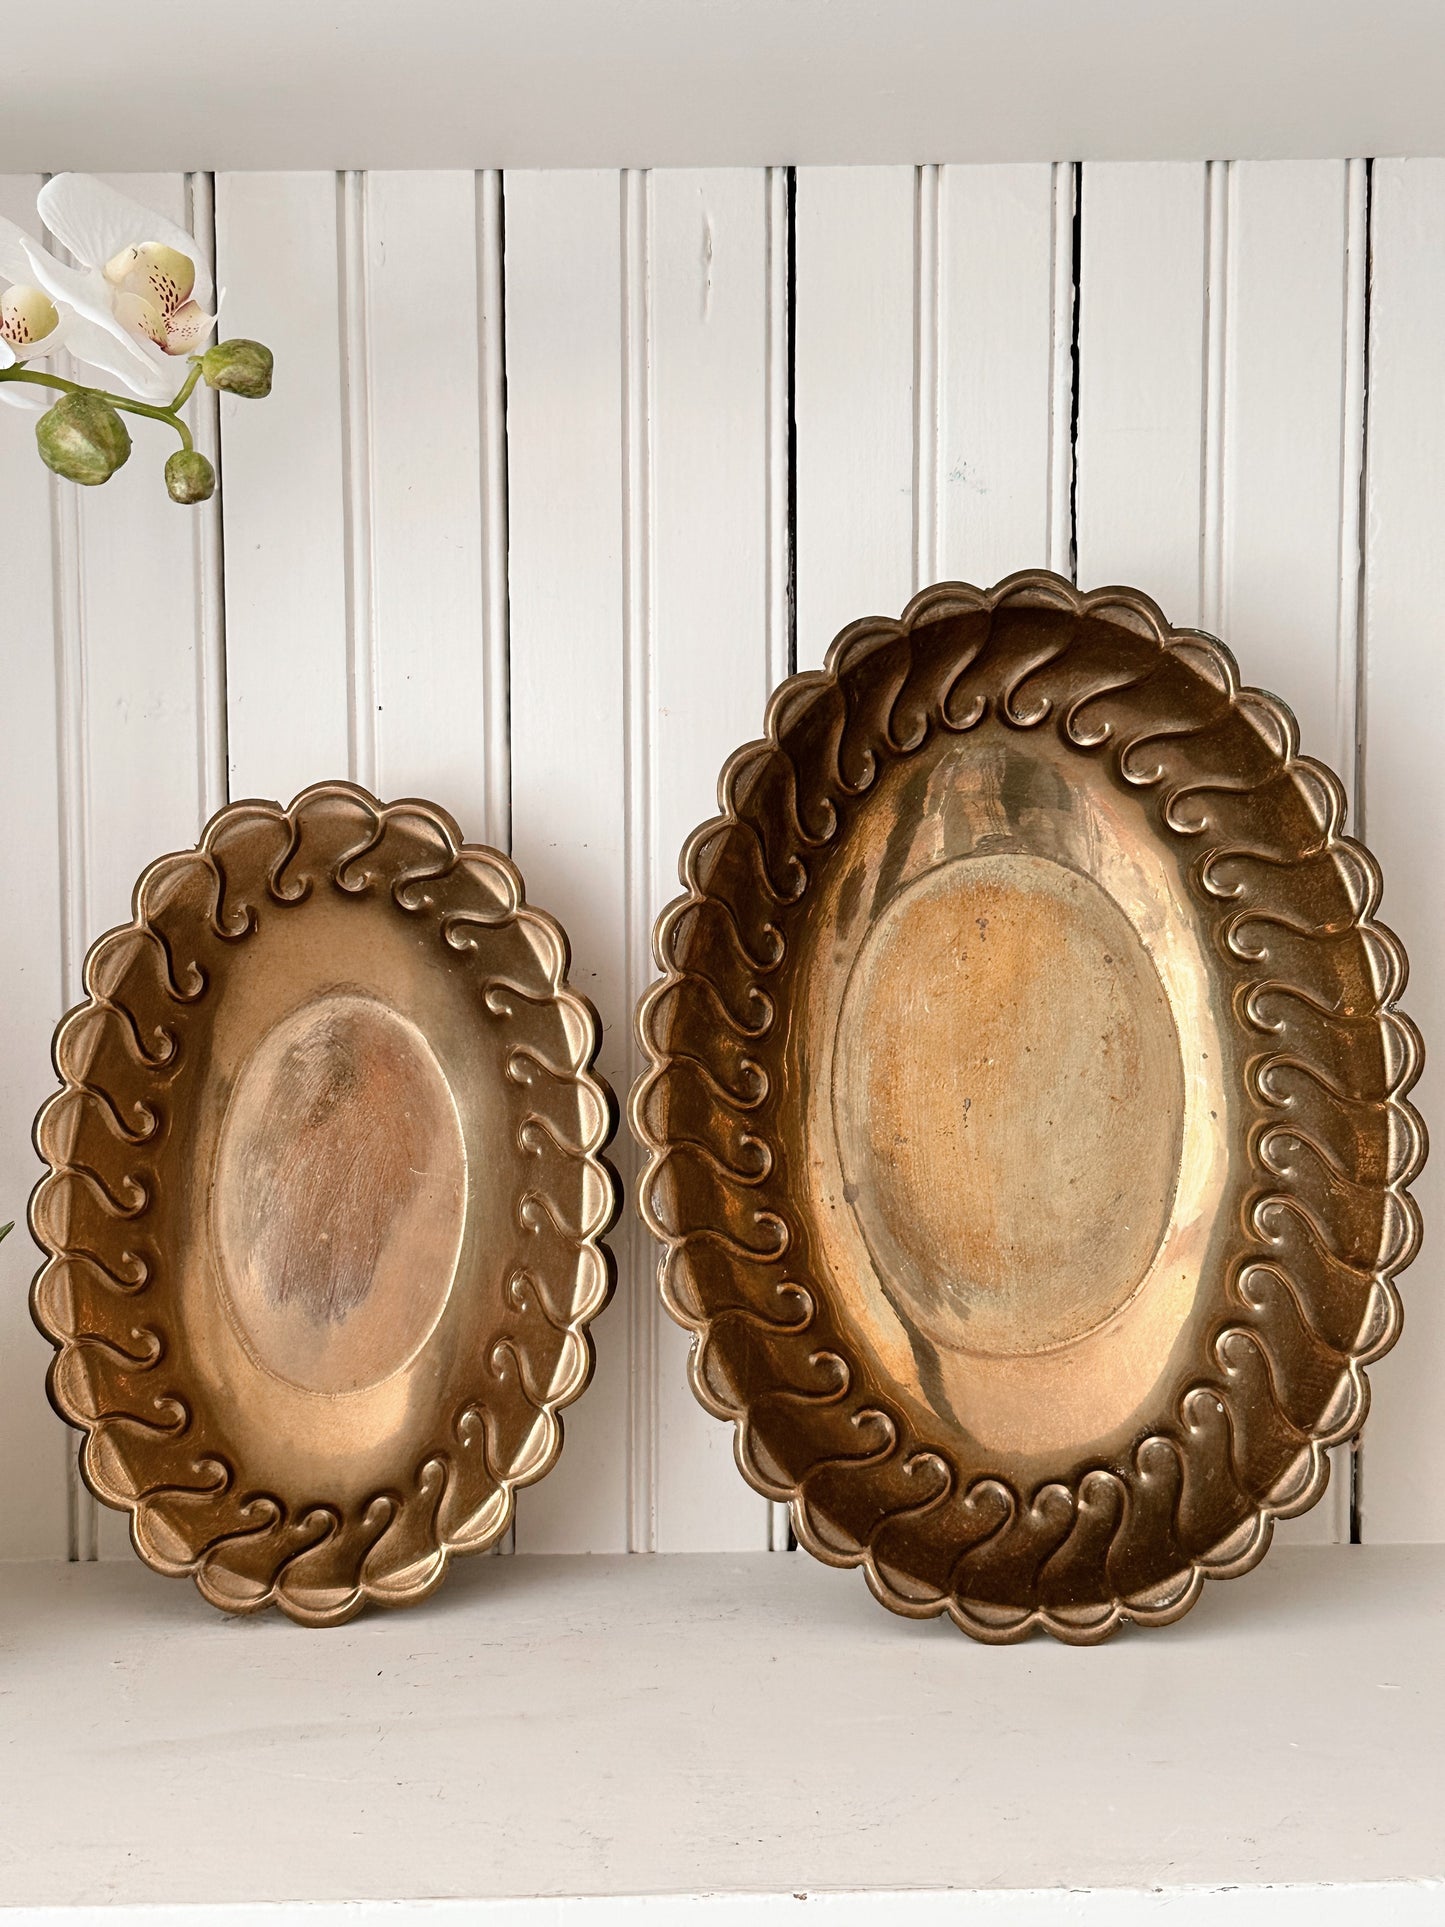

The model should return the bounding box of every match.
[633,573,1424,1643]
[32,782,618,1624]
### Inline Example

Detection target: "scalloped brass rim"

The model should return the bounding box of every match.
[31,781,619,1624]
[632,572,1425,1643]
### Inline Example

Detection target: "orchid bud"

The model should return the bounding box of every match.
[35,392,131,486]
[165,448,216,504]
[199,338,273,399]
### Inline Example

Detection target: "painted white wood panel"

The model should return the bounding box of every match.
[215,171,350,801]
[1215,160,1367,1549]
[0,174,69,1560]
[1077,161,1367,1544]
[649,168,778,1552]
[1,156,1439,1565]
[360,171,504,845]
[58,174,225,1559]
[1075,162,1208,618]
[504,170,632,1553]
[794,166,917,669]
[794,162,1070,643]
[936,162,1072,583]
[1216,162,1364,784]
[1358,159,1445,1544]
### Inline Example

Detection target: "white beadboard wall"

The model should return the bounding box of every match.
[0,160,1437,1563]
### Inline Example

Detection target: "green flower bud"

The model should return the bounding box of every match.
[164,448,216,504]
[199,338,273,399]
[35,392,131,486]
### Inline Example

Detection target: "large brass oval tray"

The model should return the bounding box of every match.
[32,782,618,1624]
[633,573,1424,1642]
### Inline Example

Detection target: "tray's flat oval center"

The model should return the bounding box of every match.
[213,991,467,1394]
[833,852,1184,1359]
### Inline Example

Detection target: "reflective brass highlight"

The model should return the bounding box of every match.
[633,573,1425,1643]
[32,782,618,1624]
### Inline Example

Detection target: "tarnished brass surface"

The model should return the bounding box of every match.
[32,782,618,1624]
[633,574,1425,1642]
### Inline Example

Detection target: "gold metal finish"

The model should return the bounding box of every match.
[32,782,618,1624]
[633,573,1425,1642]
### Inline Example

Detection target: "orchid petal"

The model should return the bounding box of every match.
[18,241,177,401]
[38,174,213,310]
[0,284,62,354]
[68,333,180,403]
[164,299,214,354]
[61,309,157,383]
[113,289,168,349]
[105,242,195,313]
[0,212,44,289]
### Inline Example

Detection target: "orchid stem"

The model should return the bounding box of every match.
[170,362,205,412]
[0,365,196,450]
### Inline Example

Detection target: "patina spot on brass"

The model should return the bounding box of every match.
[833,852,1184,1360]
[213,992,467,1394]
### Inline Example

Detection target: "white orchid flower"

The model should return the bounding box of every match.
[0,283,61,408]
[0,216,64,411]
[0,282,59,360]
[27,174,216,404]
[0,215,168,412]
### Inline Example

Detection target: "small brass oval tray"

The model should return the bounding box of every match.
[633,573,1424,1642]
[32,782,618,1624]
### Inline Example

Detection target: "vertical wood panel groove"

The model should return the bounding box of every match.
[1340,157,1371,822]
[764,164,791,699]
[477,168,512,854]
[50,200,96,1557]
[504,168,630,1551]
[217,168,350,801]
[1200,159,1230,635]
[1075,161,1208,617]
[794,166,915,665]
[59,172,215,1561]
[784,167,798,680]
[0,171,67,1561]
[765,162,793,1552]
[1358,158,1443,1542]
[621,166,657,1554]
[912,163,940,591]
[1343,154,1373,1544]
[1047,162,1077,579]
[339,169,377,792]
[50,471,88,1561]
[188,171,229,824]
[1215,158,1363,1548]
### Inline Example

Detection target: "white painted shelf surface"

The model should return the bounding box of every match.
[2,1547,1443,1920]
